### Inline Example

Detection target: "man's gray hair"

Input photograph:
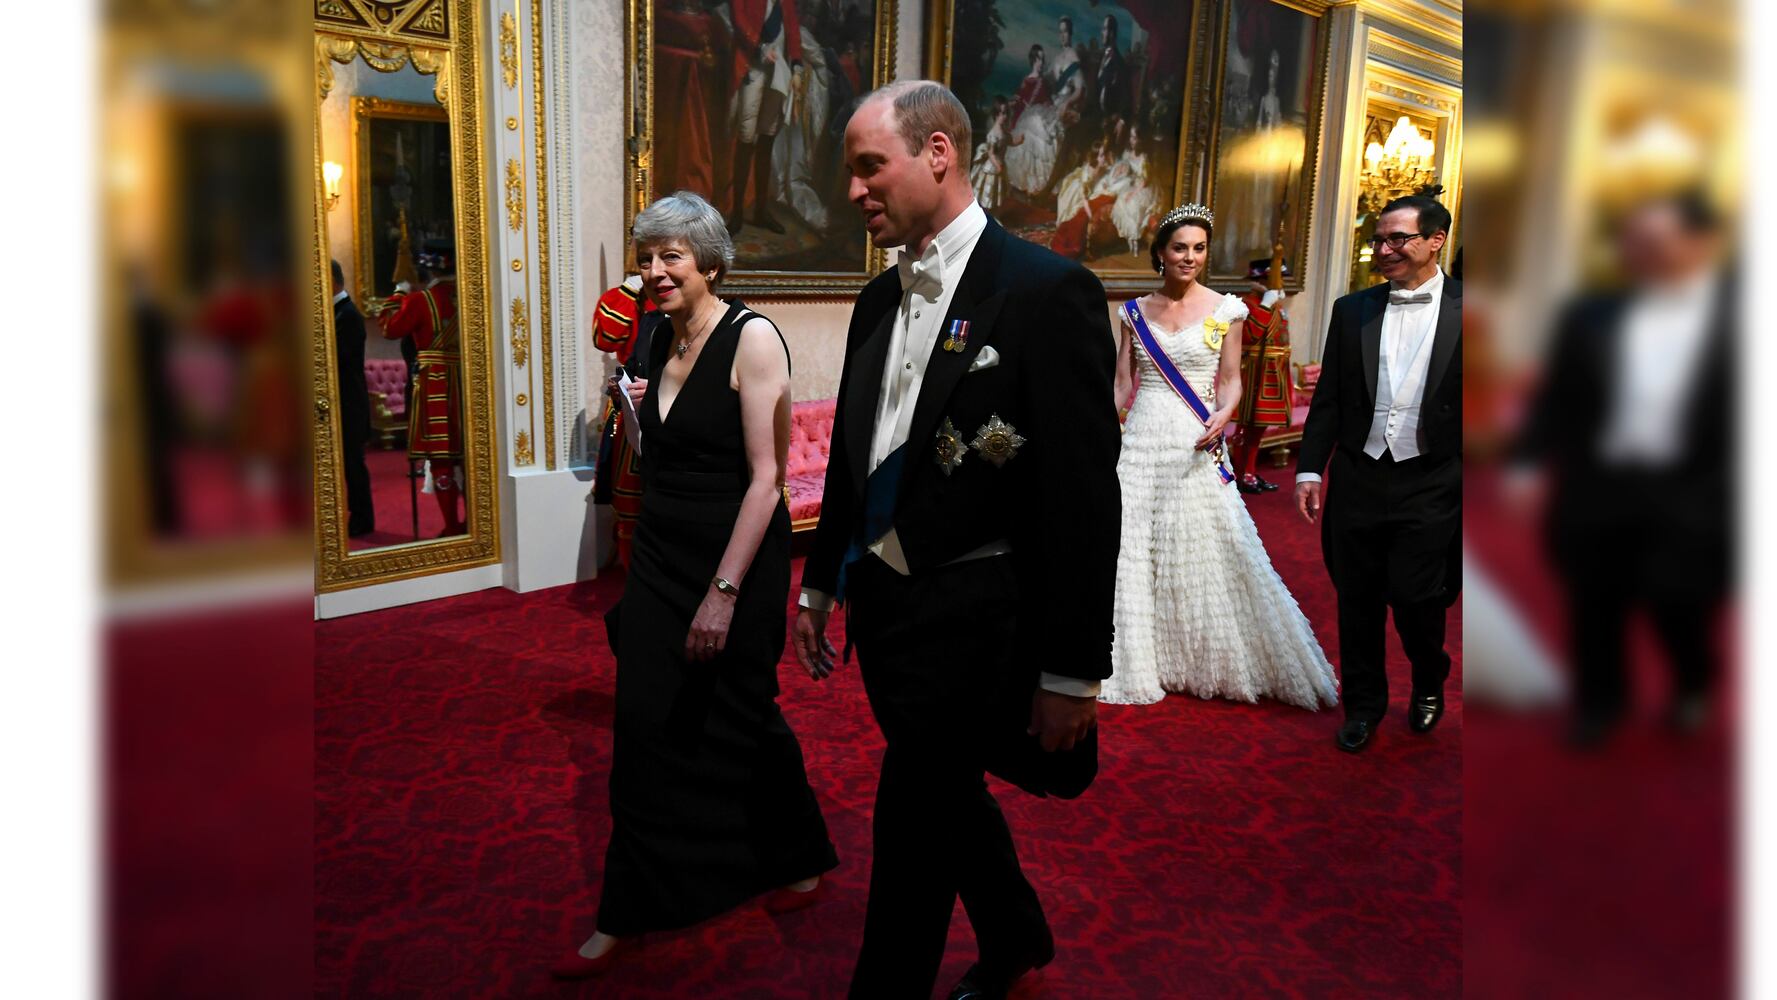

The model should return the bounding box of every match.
[631,190,735,283]
[863,80,972,160]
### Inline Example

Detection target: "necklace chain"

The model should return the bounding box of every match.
[674,302,722,358]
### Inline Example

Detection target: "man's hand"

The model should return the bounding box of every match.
[1295,481,1322,525]
[1028,689,1097,752]
[792,608,838,680]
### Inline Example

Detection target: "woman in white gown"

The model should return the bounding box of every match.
[1102,204,1339,709]
[1006,45,1063,197]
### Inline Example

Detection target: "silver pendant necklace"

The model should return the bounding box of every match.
[675,304,720,359]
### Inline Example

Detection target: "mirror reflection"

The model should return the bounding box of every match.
[319,50,467,550]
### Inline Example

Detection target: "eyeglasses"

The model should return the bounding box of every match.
[1365,231,1425,250]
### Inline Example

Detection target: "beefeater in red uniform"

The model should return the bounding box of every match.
[380,243,466,536]
[1231,254,1296,494]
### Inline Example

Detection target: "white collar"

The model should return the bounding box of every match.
[912,200,987,271]
[332,289,350,305]
[1391,265,1444,297]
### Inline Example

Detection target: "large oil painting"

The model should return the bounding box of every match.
[1205,0,1325,285]
[630,0,897,294]
[941,0,1198,289]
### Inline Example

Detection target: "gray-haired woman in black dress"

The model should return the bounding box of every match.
[553,191,836,979]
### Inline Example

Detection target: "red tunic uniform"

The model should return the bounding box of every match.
[592,280,658,566]
[382,280,463,462]
[1236,291,1294,428]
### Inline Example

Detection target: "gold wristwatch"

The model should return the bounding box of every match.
[712,576,741,597]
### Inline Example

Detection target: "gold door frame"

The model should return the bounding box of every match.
[312,0,500,592]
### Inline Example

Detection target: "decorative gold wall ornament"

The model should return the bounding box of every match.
[506,116,517,130]
[499,11,518,89]
[316,33,449,110]
[313,1,501,593]
[531,0,556,469]
[515,429,535,466]
[510,296,530,368]
[511,258,523,271]
[504,157,524,231]
[515,393,528,406]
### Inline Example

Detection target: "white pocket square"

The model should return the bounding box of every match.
[967,346,1000,372]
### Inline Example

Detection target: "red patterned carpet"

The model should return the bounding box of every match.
[316,491,1461,998]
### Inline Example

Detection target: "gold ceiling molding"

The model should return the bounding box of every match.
[500,11,519,89]
[315,0,451,45]
[504,156,524,231]
[1347,0,1462,50]
[510,296,531,368]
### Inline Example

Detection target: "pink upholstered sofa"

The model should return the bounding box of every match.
[364,359,409,446]
[786,399,835,531]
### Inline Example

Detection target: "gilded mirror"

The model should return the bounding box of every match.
[313,0,498,592]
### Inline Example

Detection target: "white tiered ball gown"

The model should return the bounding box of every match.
[1102,294,1340,709]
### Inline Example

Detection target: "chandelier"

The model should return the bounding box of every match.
[1363,116,1437,193]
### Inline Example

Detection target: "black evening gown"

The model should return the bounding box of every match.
[597,300,837,936]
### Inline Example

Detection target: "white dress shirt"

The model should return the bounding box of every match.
[333,289,350,306]
[800,202,1097,697]
[1597,268,1716,468]
[1297,267,1444,485]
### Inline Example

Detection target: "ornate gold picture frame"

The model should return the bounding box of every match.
[350,97,452,303]
[1201,0,1330,289]
[623,0,899,297]
[312,0,500,593]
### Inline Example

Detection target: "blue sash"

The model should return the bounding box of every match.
[1122,299,1235,485]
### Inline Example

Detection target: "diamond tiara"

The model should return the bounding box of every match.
[1160,203,1215,229]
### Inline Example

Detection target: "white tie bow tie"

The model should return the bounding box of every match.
[897,246,944,296]
[1389,290,1433,305]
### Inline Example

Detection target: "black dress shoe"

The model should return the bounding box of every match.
[1336,718,1375,753]
[1407,692,1444,733]
[1255,476,1280,492]
[946,934,1055,1000]
[1237,477,1264,494]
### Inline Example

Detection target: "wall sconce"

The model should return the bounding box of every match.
[322,160,343,212]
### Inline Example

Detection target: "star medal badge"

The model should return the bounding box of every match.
[970,413,1026,467]
[943,319,971,353]
[934,417,966,476]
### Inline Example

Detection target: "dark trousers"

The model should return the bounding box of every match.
[844,554,1048,999]
[1553,477,1725,721]
[1324,449,1459,722]
[342,428,375,533]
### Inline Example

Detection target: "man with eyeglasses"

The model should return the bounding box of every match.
[1295,194,1462,753]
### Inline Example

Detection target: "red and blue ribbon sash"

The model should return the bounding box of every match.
[1123,299,1235,484]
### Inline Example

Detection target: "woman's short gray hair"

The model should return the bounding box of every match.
[631,190,736,284]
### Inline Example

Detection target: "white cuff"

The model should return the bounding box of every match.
[1039,673,1102,698]
[1294,472,1322,485]
[798,588,836,612]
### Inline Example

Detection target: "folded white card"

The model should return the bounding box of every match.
[616,369,643,455]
